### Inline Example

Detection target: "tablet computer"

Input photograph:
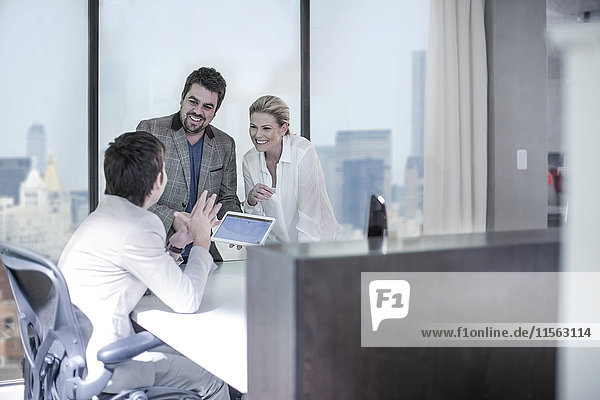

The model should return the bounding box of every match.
[212,211,276,246]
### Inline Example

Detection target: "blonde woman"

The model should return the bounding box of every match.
[242,95,340,243]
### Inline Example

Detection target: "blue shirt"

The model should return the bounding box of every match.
[183,135,204,257]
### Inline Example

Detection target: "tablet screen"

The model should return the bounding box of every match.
[212,212,275,246]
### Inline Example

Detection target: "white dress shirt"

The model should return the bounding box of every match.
[58,195,214,382]
[242,134,340,243]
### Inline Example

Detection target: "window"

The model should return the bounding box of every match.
[310,0,430,239]
[98,0,301,203]
[0,0,430,384]
[0,0,88,380]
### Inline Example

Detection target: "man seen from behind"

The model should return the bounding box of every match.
[58,131,230,399]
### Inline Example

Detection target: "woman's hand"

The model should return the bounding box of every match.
[246,183,274,206]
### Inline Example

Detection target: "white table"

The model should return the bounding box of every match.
[131,260,247,393]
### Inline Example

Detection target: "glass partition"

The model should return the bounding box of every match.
[99,0,301,202]
[310,0,430,239]
[0,0,88,380]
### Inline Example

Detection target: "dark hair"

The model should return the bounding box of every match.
[182,67,227,111]
[104,131,165,207]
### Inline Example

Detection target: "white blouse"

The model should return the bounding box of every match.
[242,134,340,243]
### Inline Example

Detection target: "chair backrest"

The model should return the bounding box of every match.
[0,242,103,399]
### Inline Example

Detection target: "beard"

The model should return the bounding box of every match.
[181,111,206,134]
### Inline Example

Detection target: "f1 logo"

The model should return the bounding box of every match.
[369,280,411,331]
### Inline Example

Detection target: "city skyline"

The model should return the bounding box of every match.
[0,149,73,261]
[0,124,89,259]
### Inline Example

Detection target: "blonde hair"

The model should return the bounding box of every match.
[249,95,290,135]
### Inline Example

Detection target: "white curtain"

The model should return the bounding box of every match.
[423,0,488,235]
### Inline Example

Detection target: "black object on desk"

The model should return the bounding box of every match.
[366,194,387,238]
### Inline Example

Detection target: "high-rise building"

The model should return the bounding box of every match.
[13,164,48,252]
[391,184,405,216]
[0,155,72,262]
[0,198,15,244]
[404,156,420,220]
[400,49,427,230]
[27,123,47,174]
[70,190,89,227]
[341,158,386,230]
[335,130,391,231]
[44,153,72,257]
[411,50,426,178]
[0,157,31,204]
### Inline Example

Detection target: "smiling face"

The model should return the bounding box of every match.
[249,112,288,155]
[179,83,219,135]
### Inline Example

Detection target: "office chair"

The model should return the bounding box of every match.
[0,242,202,400]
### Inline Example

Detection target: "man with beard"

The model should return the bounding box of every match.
[137,67,242,261]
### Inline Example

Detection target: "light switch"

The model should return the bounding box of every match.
[517,149,527,170]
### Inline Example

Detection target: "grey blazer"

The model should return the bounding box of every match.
[137,114,242,255]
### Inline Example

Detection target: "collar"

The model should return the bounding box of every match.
[103,194,145,210]
[259,134,292,174]
[170,112,215,139]
[279,134,292,164]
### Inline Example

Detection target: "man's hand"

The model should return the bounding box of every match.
[172,211,190,231]
[174,191,222,250]
[246,183,274,206]
[169,224,192,249]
